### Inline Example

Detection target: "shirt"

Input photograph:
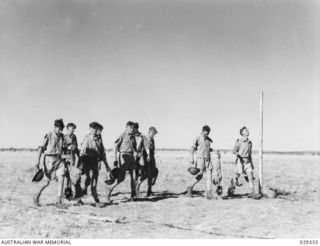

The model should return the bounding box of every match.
[192,135,212,159]
[80,134,105,160]
[40,131,64,155]
[64,134,78,154]
[233,138,252,158]
[115,132,136,153]
[135,134,144,153]
[143,135,155,156]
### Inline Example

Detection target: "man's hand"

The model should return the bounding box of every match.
[113,160,118,167]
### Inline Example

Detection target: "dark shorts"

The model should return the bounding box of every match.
[117,153,136,182]
[79,156,99,174]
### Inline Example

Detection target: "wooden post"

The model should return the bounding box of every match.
[258,91,264,194]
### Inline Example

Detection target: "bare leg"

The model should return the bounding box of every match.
[91,169,99,203]
[73,169,82,199]
[106,182,119,202]
[186,171,203,197]
[82,171,91,195]
[206,169,213,195]
[57,175,65,204]
[136,169,148,197]
[129,170,137,199]
[247,171,255,194]
[147,165,153,196]
[233,162,242,186]
[33,179,51,207]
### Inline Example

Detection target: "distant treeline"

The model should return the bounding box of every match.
[0,148,319,156]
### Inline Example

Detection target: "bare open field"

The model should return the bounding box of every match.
[0,150,319,239]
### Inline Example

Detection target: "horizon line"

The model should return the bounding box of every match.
[0,147,319,155]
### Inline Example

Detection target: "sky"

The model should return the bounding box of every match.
[0,0,319,151]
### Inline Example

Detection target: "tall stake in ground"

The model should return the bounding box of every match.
[258,91,264,194]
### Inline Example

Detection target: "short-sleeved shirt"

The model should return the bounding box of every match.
[40,131,64,155]
[115,132,136,153]
[192,135,212,159]
[233,138,252,158]
[80,134,105,160]
[143,135,155,156]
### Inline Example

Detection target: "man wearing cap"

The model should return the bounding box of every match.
[33,119,68,208]
[64,123,79,166]
[106,121,137,201]
[136,126,158,197]
[63,123,80,200]
[133,122,145,178]
[186,125,216,200]
[77,122,110,206]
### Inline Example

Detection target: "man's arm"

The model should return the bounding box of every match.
[248,141,253,163]
[113,134,123,166]
[113,143,119,166]
[100,141,110,171]
[36,148,43,170]
[232,139,240,156]
[190,138,198,164]
[36,135,48,169]
[74,135,80,158]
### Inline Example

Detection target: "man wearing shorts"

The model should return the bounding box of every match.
[186,125,215,200]
[77,122,110,206]
[106,121,137,201]
[136,126,158,197]
[231,126,255,196]
[33,119,67,208]
[63,122,79,200]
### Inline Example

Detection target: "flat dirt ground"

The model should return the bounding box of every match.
[0,150,319,239]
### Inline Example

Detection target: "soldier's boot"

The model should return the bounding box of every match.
[55,196,68,209]
[185,186,193,198]
[147,187,153,197]
[205,190,214,200]
[130,190,137,201]
[74,198,84,206]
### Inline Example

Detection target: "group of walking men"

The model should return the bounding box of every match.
[33,119,158,208]
[33,119,256,208]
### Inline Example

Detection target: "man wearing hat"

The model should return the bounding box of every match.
[186,125,215,200]
[106,121,137,201]
[33,119,67,208]
[63,123,80,199]
[77,122,111,206]
[136,126,158,197]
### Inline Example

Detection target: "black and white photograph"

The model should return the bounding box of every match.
[0,0,319,242]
